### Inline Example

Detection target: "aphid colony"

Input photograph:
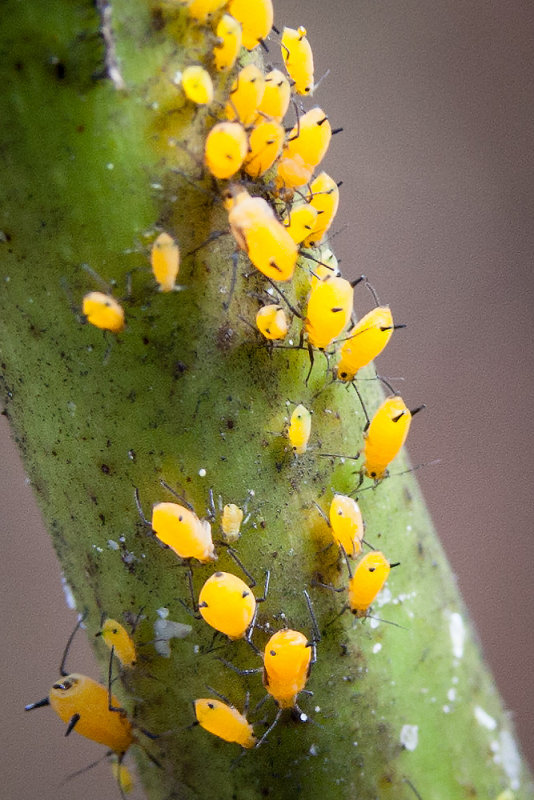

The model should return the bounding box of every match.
[44,0,429,794]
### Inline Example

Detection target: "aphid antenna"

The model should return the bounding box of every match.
[263,276,302,318]
[159,479,195,511]
[312,68,331,94]
[204,685,233,706]
[59,611,88,677]
[184,228,229,259]
[224,545,256,588]
[134,488,151,527]
[81,262,114,293]
[312,499,330,526]
[403,777,424,799]
[376,375,398,395]
[319,451,360,461]
[59,751,113,787]
[365,613,408,631]
[340,545,354,580]
[310,577,345,595]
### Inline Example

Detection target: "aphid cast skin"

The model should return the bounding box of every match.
[82,292,125,333]
[221,502,244,542]
[96,619,137,669]
[337,306,394,382]
[204,121,248,180]
[194,698,257,748]
[227,0,273,50]
[288,404,312,455]
[213,14,242,72]
[256,304,289,341]
[198,571,256,640]
[281,26,314,95]
[151,232,180,293]
[152,501,216,563]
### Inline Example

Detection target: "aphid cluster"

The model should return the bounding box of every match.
[33,0,429,795]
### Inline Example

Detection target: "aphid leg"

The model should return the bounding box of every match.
[205,685,232,706]
[304,589,321,655]
[24,697,50,711]
[107,647,125,714]
[218,657,263,676]
[352,382,370,425]
[255,707,282,748]
[312,500,330,527]
[264,276,302,318]
[255,569,271,603]
[305,342,315,385]
[311,578,345,594]
[223,251,240,311]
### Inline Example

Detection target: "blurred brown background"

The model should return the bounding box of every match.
[2,0,533,797]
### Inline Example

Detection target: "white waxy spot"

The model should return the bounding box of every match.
[107,539,119,550]
[372,643,382,654]
[443,705,451,713]
[173,71,183,85]
[309,744,318,756]
[299,713,308,723]
[67,401,76,416]
[156,607,169,619]
[449,612,465,659]
[60,574,76,610]
[198,468,207,477]
[447,688,456,702]
[499,730,521,790]
[314,706,321,713]
[153,616,192,657]
[375,586,392,607]
[400,724,418,751]
[369,618,380,629]
[474,706,497,731]
[106,163,114,170]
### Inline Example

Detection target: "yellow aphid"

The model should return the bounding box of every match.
[194,698,257,748]
[111,760,134,794]
[275,153,314,190]
[329,495,364,558]
[337,306,394,382]
[256,69,291,122]
[184,0,228,22]
[151,232,180,292]
[181,65,214,105]
[152,502,216,563]
[30,673,134,753]
[204,121,248,179]
[227,0,273,50]
[288,404,312,455]
[283,203,319,244]
[221,502,244,543]
[244,119,285,178]
[348,551,393,617]
[281,26,314,95]
[305,275,353,350]
[224,186,298,281]
[284,107,332,170]
[256,304,289,341]
[198,571,256,640]
[303,172,340,246]
[96,619,137,669]
[263,629,311,709]
[225,64,265,126]
[363,395,413,481]
[213,13,242,72]
[82,292,125,334]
